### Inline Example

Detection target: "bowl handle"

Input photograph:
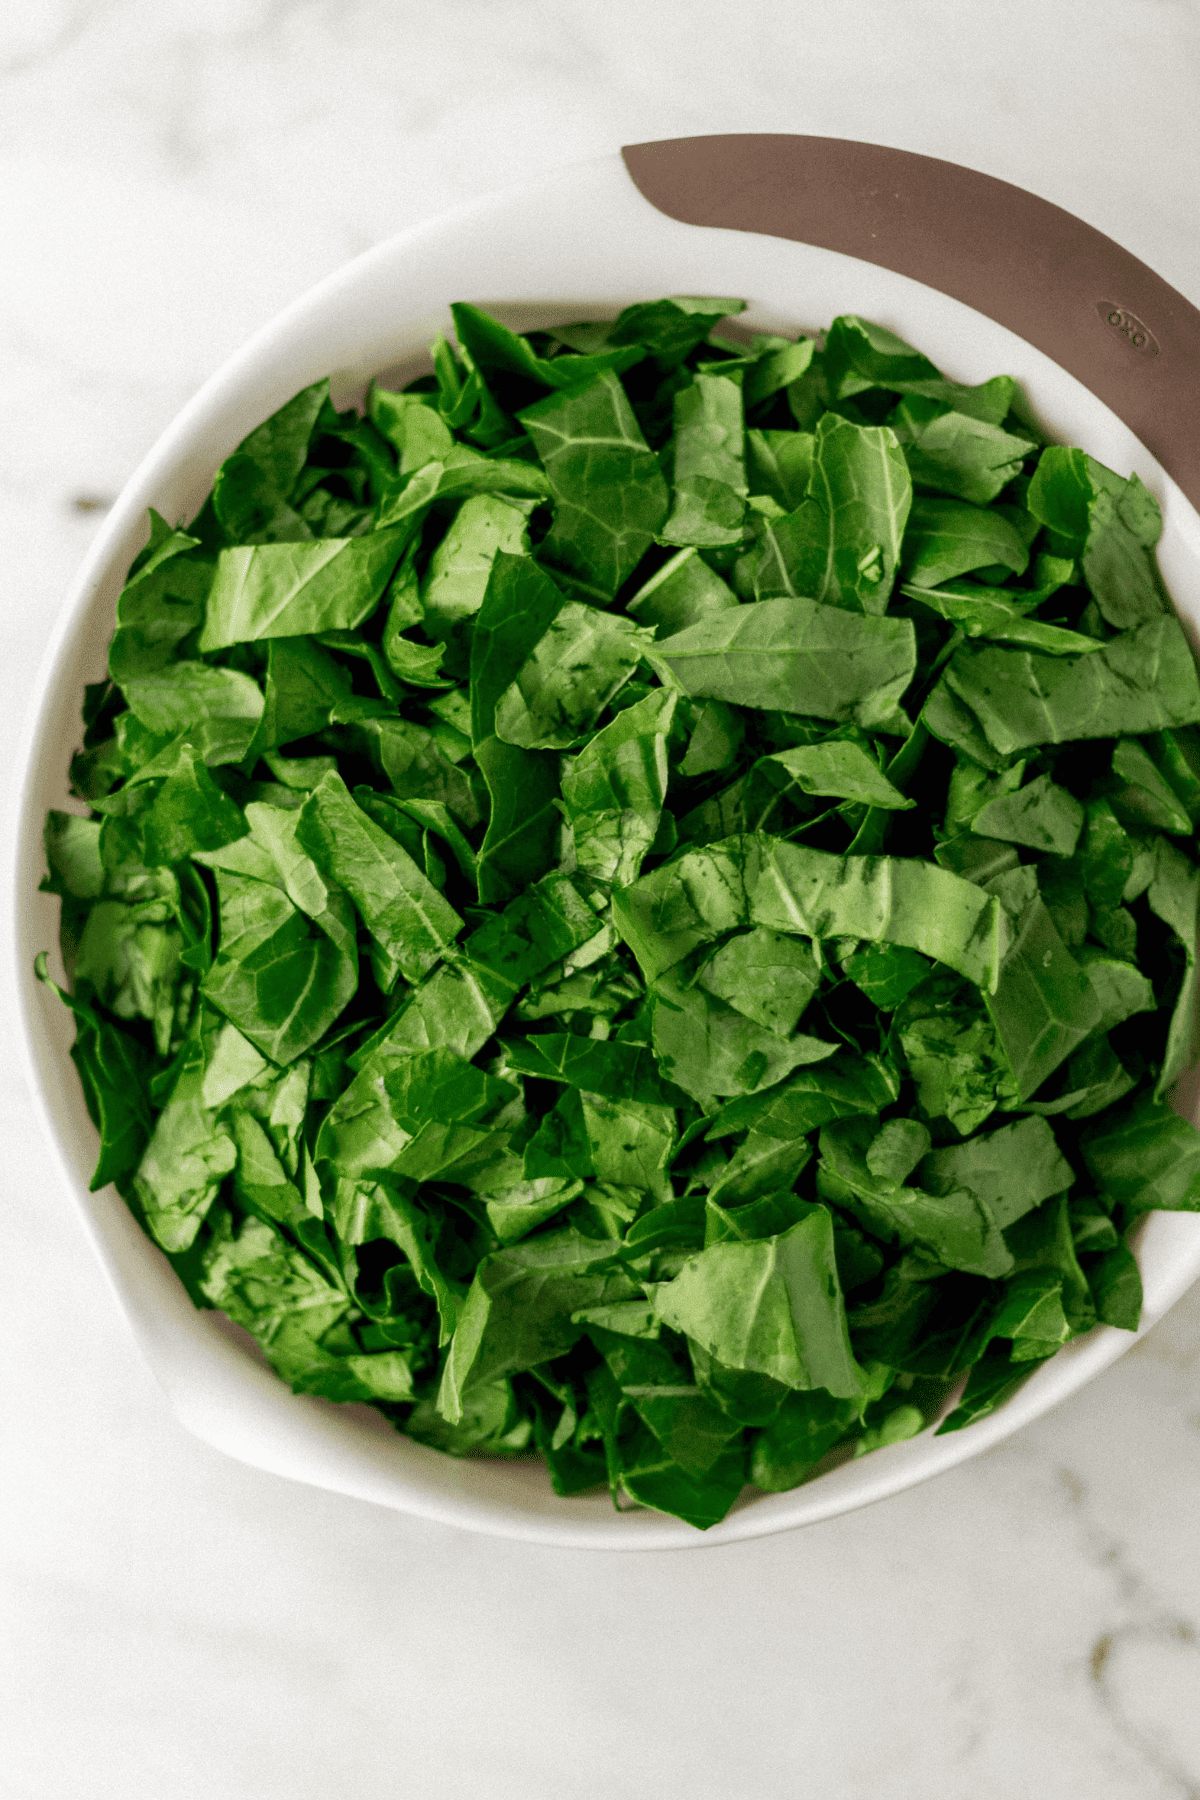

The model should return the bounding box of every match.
[623,134,1200,511]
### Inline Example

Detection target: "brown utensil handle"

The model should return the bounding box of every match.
[623,134,1200,512]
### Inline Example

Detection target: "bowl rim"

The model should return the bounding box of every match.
[11,146,1200,1549]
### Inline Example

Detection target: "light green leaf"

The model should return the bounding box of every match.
[972,772,1085,856]
[763,740,915,810]
[654,1211,864,1400]
[656,595,916,733]
[199,526,411,651]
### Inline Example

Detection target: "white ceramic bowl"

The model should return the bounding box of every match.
[13,144,1200,1549]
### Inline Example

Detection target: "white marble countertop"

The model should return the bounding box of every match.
[4,4,1200,1795]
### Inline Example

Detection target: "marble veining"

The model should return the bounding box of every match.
[4,4,1200,1796]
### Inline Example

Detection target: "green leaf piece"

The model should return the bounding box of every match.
[295,770,463,989]
[763,741,915,810]
[917,1116,1073,1229]
[823,315,1016,423]
[753,413,912,615]
[614,835,1011,991]
[468,551,566,746]
[603,295,745,366]
[437,1230,627,1422]
[650,964,836,1101]
[751,1388,859,1490]
[1028,447,1165,629]
[902,497,1030,587]
[1109,738,1192,836]
[972,772,1084,857]
[819,1116,1012,1278]
[493,601,653,750]
[518,372,669,596]
[935,1346,1049,1434]
[1087,1240,1143,1330]
[1082,1090,1200,1210]
[935,619,1200,757]
[656,595,916,732]
[654,1211,864,1400]
[119,661,263,741]
[985,892,1102,1101]
[661,373,748,549]
[901,581,1105,656]
[842,941,932,1009]
[450,301,644,392]
[473,736,561,904]
[201,871,357,1065]
[199,527,411,651]
[891,398,1035,505]
[697,926,819,1037]
[627,546,740,638]
[560,687,676,886]
[35,954,156,1192]
[1145,836,1200,1094]
[421,494,533,635]
[745,429,814,512]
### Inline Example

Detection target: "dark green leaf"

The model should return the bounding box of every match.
[35,954,156,1191]
[752,413,912,615]
[421,494,533,636]
[918,1115,1073,1229]
[934,619,1200,757]
[745,429,814,512]
[972,772,1084,857]
[819,1115,1013,1278]
[604,295,746,367]
[473,736,561,905]
[650,963,836,1101]
[1145,837,1200,1093]
[1087,1239,1143,1329]
[902,497,1030,587]
[901,581,1104,656]
[627,546,740,638]
[469,551,565,746]
[823,315,1015,424]
[518,373,669,597]
[890,397,1034,505]
[437,1230,626,1422]
[763,740,915,810]
[661,373,748,549]
[615,1426,747,1531]
[842,941,931,1009]
[1081,1089,1200,1211]
[1028,447,1165,629]
[935,1344,1048,1434]
[697,925,819,1036]
[750,1388,859,1490]
[500,1032,680,1107]
[450,301,644,391]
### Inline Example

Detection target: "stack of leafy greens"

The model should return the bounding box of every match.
[40,298,1200,1529]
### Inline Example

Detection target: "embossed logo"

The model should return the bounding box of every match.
[1097,302,1160,357]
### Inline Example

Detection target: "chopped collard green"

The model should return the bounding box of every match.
[40,301,1200,1528]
